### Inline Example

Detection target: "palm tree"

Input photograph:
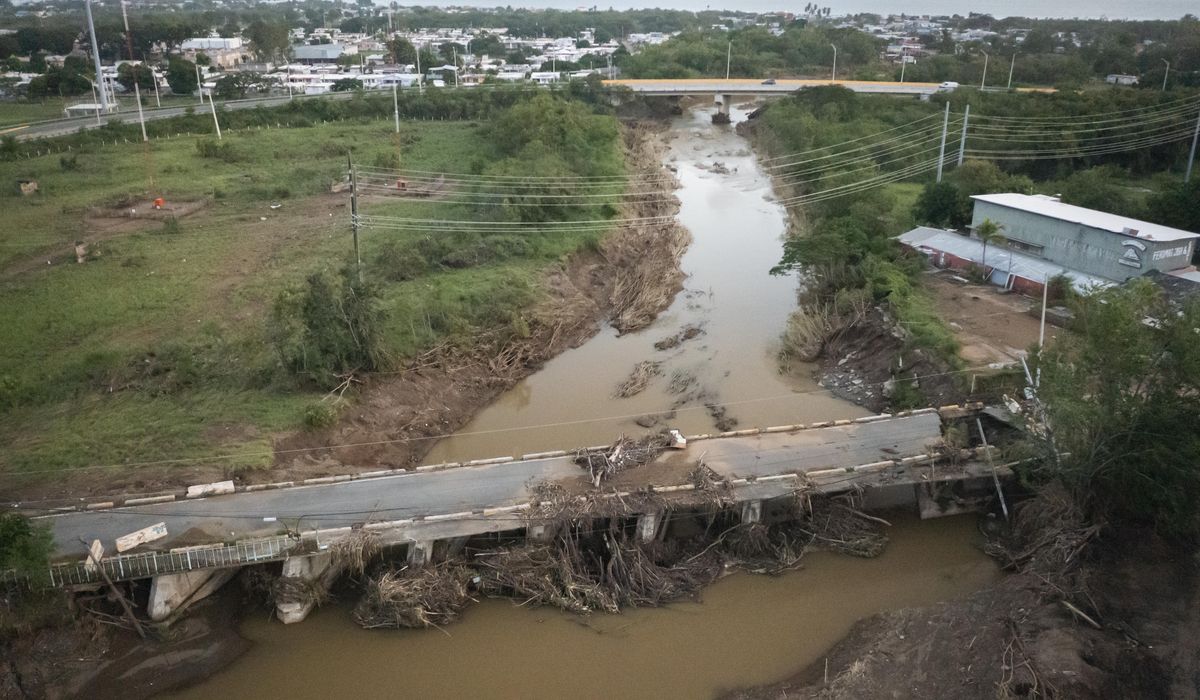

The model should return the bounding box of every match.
[976,218,1006,270]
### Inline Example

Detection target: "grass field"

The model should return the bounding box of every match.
[0,110,625,486]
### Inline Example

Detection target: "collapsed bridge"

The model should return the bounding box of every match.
[15,405,1011,624]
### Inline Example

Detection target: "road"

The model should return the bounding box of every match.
[5,92,358,141]
[605,78,1054,97]
[41,412,942,554]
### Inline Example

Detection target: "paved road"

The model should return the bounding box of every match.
[605,78,1054,97]
[5,92,358,141]
[41,412,941,554]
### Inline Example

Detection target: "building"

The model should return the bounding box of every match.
[1105,74,1139,86]
[897,226,1112,294]
[292,44,356,64]
[970,194,1198,283]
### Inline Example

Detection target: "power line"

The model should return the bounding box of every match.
[0,364,996,478]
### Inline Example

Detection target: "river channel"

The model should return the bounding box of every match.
[168,107,998,699]
[425,105,868,465]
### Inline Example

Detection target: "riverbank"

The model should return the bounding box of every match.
[729,523,1200,699]
[268,120,689,477]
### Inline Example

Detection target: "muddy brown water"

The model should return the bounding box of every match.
[164,110,999,700]
[168,515,997,700]
[425,107,868,465]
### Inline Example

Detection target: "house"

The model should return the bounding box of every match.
[1105,74,1139,86]
[970,194,1198,283]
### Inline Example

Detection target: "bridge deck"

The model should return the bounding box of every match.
[42,411,943,560]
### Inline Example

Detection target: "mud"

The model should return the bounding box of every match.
[728,528,1200,700]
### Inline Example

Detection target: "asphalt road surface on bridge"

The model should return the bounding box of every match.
[42,412,942,555]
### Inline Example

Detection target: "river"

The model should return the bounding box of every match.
[166,107,998,700]
[169,515,996,700]
[426,105,867,465]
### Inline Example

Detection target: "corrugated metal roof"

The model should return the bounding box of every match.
[897,227,1114,291]
[971,193,1200,243]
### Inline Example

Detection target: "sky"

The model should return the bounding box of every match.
[443,0,1194,21]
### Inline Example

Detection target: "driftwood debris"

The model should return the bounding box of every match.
[574,433,671,486]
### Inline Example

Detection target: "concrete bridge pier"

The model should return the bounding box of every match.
[407,540,434,568]
[148,568,238,622]
[527,522,560,543]
[637,511,665,543]
[275,552,343,624]
[712,93,733,124]
[740,500,763,524]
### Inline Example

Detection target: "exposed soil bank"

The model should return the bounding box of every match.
[268,121,688,477]
[728,528,1200,700]
[1,584,249,700]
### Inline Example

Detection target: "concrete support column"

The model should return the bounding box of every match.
[527,523,559,543]
[148,568,238,622]
[740,500,763,524]
[712,93,732,124]
[275,552,342,625]
[407,540,434,568]
[637,511,664,544]
[442,536,469,560]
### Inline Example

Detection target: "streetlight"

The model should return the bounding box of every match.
[725,40,731,80]
[830,43,837,82]
[899,48,907,83]
[1162,59,1170,91]
[1007,51,1017,89]
[980,50,989,90]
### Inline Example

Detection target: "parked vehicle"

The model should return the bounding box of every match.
[937,81,960,92]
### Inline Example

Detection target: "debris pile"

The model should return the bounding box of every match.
[353,564,477,629]
[475,529,724,614]
[574,433,672,486]
[614,360,663,398]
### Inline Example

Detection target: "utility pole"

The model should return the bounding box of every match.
[89,82,101,124]
[725,40,731,80]
[84,0,109,113]
[936,101,950,183]
[957,104,970,167]
[1007,52,1017,89]
[195,63,204,105]
[980,50,989,90]
[1162,59,1170,91]
[393,82,400,132]
[348,155,362,282]
[416,45,423,93]
[899,53,906,83]
[829,43,837,82]
[207,92,222,139]
[1186,106,1199,183]
[454,47,460,86]
[120,0,147,143]
[152,65,161,107]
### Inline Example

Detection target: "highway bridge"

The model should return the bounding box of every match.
[16,405,1009,624]
[605,78,949,97]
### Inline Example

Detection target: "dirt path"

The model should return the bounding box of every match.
[925,271,1061,366]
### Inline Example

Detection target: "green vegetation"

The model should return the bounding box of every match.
[1034,281,1200,537]
[0,91,625,485]
[0,514,52,584]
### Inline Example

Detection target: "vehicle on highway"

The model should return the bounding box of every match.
[761,78,777,85]
[937,81,960,92]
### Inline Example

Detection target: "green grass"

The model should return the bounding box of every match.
[0,114,626,486]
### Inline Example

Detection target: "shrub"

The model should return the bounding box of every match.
[0,514,54,586]
[303,401,340,430]
[195,139,241,162]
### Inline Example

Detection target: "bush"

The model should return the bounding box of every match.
[268,266,386,388]
[372,240,429,282]
[195,139,241,162]
[58,154,79,171]
[303,401,340,430]
[0,514,54,586]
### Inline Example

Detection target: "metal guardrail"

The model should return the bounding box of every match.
[33,535,300,587]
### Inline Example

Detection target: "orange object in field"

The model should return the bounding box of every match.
[152,197,165,209]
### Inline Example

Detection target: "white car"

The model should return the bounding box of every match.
[937,81,960,92]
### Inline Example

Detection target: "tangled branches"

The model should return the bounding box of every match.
[475,529,723,614]
[574,433,671,486]
[353,564,478,629]
[330,529,381,577]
